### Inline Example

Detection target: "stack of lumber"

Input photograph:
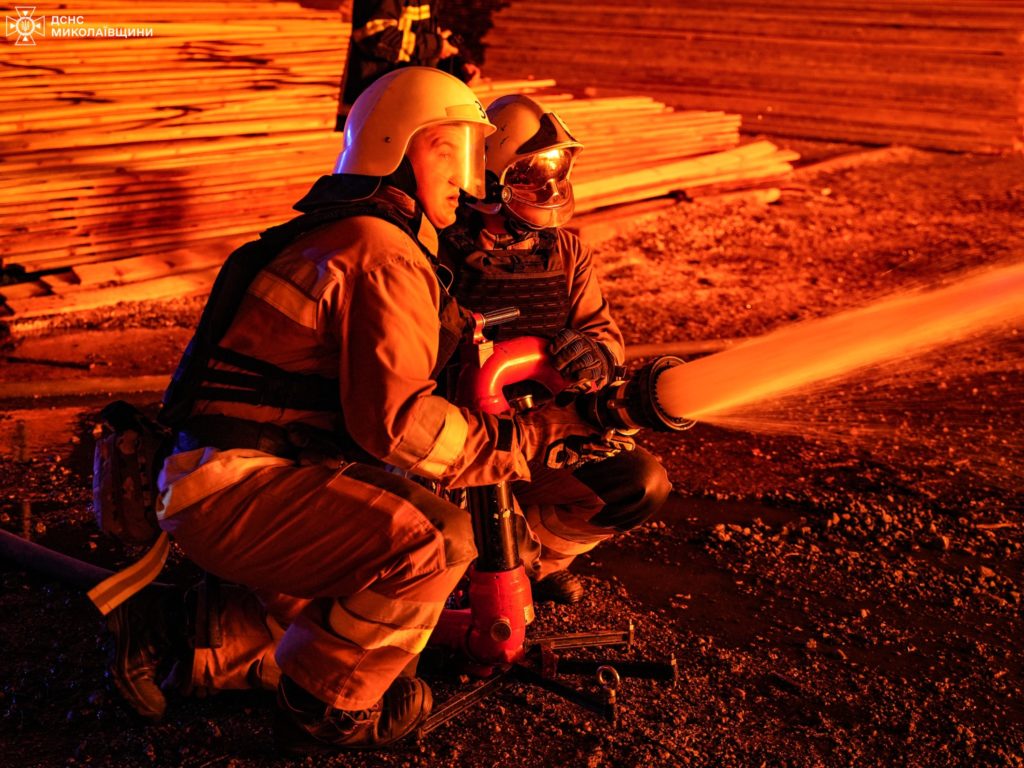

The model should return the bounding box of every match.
[1,0,350,285]
[492,89,797,211]
[482,0,1024,154]
[0,1,795,325]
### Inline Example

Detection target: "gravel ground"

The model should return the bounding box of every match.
[1,142,1022,767]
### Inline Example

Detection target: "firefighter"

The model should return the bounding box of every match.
[440,94,673,604]
[336,0,479,132]
[114,68,607,753]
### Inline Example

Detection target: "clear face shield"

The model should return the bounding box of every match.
[501,147,578,229]
[421,121,490,200]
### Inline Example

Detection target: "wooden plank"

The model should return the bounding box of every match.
[4,267,220,320]
[0,0,799,322]
[483,0,1024,153]
[70,246,228,288]
[0,281,50,301]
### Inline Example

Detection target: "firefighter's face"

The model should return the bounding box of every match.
[407,123,483,229]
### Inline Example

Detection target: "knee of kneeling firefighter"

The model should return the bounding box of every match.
[588,453,672,532]
[433,499,477,569]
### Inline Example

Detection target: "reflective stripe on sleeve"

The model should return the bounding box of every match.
[384,398,468,479]
[248,271,318,330]
[352,17,398,41]
[409,404,468,478]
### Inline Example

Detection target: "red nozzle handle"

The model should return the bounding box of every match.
[458,336,570,414]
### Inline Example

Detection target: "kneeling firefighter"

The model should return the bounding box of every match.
[439,94,672,603]
[106,68,611,754]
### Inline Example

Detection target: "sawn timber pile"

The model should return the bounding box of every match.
[482,0,1024,154]
[0,0,794,327]
[1,1,794,327]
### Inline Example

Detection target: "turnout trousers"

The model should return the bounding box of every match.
[516,444,671,578]
[173,446,669,697]
[159,460,476,710]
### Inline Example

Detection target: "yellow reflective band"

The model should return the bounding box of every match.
[345,587,444,627]
[396,14,413,62]
[249,271,318,330]
[157,449,293,520]
[87,532,170,616]
[383,396,461,477]
[402,5,432,22]
[327,600,435,654]
[528,507,612,556]
[411,404,468,478]
[352,17,398,41]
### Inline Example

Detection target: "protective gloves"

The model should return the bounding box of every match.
[548,329,612,390]
[517,401,633,471]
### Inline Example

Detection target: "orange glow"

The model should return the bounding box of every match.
[656,262,1024,422]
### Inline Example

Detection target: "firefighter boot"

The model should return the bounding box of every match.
[532,570,585,605]
[274,674,433,754]
[105,589,186,722]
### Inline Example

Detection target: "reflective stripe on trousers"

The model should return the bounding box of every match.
[160,460,475,710]
[170,448,669,700]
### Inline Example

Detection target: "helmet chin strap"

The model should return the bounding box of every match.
[491,185,544,235]
[467,198,503,216]
[382,156,429,230]
[477,188,545,238]
[463,169,503,215]
[383,156,419,198]
[504,210,541,237]
[473,207,535,247]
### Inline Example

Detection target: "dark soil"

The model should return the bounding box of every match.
[2,142,1022,767]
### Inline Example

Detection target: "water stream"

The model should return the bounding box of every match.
[657,261,1024,424]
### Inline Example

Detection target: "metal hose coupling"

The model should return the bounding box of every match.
[577,356,696,432]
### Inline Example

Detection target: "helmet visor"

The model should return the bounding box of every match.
[428,121,489,200]
[502,148,575,204]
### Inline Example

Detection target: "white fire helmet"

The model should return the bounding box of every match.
[333,66,495,200]
[477,94,583,229]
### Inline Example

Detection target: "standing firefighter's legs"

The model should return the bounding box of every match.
[159,460,475,747]
[515,446,671,583]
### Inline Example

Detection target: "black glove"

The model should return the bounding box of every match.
[518,402,634,471]
[548,329,611,388]
[543,431,636,470]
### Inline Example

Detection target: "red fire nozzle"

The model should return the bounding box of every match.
[456,336,570,415]
[456,333,695,432]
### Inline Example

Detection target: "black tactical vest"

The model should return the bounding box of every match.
[442,224,571,341]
